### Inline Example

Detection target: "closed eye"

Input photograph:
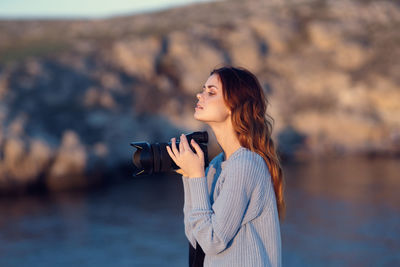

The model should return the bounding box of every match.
[200,87,215,95]
[202,85,218,95]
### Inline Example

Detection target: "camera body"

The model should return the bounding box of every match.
[130,131,209,176]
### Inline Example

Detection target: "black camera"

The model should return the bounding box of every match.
[130,131,209,176]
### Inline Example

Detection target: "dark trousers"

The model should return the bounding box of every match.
[189,241,205,267]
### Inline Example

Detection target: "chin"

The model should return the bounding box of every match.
[194,111,206,121]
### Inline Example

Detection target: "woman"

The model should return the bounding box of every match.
[166,65,285,267]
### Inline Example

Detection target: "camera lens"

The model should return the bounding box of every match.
[130,131,209,176]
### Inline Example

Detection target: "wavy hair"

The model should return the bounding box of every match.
[210,65,286,222]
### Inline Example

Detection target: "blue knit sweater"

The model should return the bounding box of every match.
[182,146,282,267]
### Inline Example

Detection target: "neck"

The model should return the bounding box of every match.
[208,118,242,161]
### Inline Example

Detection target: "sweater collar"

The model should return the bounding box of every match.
[220,146,246,169]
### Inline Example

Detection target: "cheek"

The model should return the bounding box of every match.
[208,99,230,116]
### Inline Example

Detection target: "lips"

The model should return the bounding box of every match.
[196,103,203,109]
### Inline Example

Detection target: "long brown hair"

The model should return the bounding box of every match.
[210,65,286,222]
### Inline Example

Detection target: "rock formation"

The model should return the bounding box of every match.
[0,0,399,192]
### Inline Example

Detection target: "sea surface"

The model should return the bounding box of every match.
[0,156,399,266]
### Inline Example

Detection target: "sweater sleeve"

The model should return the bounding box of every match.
[186,156,259,255]
[182,164,211,249]
[182,175,197,248]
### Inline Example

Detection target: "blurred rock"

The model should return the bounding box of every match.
[0,0,399,193]
[0,136,53,191]
[111,36,160,80]
[166,30,223,94]
[47,130,87,191]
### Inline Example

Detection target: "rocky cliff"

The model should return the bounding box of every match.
[0,0,399,193]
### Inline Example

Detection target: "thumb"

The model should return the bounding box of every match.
[191,139,204,162]
[175,168,188,176]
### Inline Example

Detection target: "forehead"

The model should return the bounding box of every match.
[204,74,221,89]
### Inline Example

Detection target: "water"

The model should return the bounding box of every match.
[0,157,399,267]
[282,156,400,266]
[0,174,188,267]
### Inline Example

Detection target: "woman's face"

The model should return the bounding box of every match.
[194,73,231,123]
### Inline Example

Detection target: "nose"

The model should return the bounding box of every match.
[196,92,203,100]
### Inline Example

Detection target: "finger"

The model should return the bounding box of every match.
[171,137,179,156]
[180,134,190,151]
[166,145,176,161]
[174,169,183,175]
[174,168,185,175]
[191,139,204,162]
[179,134,185,153]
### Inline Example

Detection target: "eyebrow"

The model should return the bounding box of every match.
[202,85,218,89]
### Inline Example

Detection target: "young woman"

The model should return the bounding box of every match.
[166,65,285,267]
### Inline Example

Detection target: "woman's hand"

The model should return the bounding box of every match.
[166,134,205,178]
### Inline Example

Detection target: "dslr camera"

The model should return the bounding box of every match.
[130,131,209,176]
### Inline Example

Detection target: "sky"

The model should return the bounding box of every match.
[0,0,217,19]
